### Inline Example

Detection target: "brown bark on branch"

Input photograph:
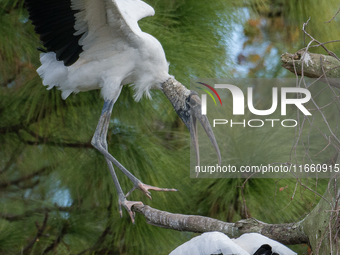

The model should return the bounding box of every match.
[281,51,340,88]
[132,204,308,246]
[302,174,340,254]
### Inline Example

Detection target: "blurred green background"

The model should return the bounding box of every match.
[1,0,339,254]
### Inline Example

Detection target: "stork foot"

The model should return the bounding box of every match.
[118,196,143,224]
[126,181,177,199]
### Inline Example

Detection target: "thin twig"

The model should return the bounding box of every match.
[238,172,257,219]
[325,8,340,23]
[303,18,340,61]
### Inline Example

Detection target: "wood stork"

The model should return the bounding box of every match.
[169,232,297,255]
[24,0,221,222]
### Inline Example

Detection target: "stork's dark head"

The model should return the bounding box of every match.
[161,77,221,168]
[254,244,279,255]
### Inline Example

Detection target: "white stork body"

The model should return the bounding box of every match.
[26,0,221,222]
[170,232,297,255]
[37,0,170,101]
[169,232,249,255]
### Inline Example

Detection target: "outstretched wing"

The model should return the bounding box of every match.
[25,0,155,66]
[107,0,155,35]
[73,0,155,61]
[25,0,84,66]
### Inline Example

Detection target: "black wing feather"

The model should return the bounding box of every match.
[253,244,278,255]
[40,26,75,43]
[63,44,84,66]
[56,36,82,61]
[41,27,77,50]
[25,0,85,66]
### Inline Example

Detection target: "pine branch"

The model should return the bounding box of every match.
[8,179,40,191]
[15,129,93,148]
[0,112,48,135]
[0,123,25,135]
[16,212,49,255]
[42,225,67,254]
[77,196,113,255]
[281,51,340,88]
[20,139,94,149]
[132,175,339,252]
[0,167,49,189]
[0,144,25,174]
[0,206,73,222]
[132,204,308,246]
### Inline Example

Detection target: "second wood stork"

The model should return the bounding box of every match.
[169,232,298,255]
[25,0,221,222]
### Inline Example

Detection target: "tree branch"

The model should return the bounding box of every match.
[16,128,93,148]
[16,212,49,255]
[302,18,340,61]
[77,196,113,255]
[325,7,340,23]
[0,144,25,174]
[281,51,340,88]
[42,226,67,254]
[132,204,308,245]
[20,139,93,148]
[302,174,339,253]
[0,123,25,135]
[0,167,49,189]
[0,205,74,222]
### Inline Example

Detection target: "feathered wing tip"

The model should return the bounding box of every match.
[25,0,84,66]
[233,233,297,255]
[37,52,71,99]
[169,232,249,255]
[115,0,155,20]
[113,0,155,34]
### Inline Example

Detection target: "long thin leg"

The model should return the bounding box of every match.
[92,100,176,203]
[104,159,143,223]
[98,102,142,222]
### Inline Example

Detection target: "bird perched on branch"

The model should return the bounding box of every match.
[25,0,220,222]
[169,232,297,255]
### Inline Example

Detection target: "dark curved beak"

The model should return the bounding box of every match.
[187,91,221,168]
[162,78,221,171]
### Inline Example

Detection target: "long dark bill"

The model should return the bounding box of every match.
[161,77,221,169]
